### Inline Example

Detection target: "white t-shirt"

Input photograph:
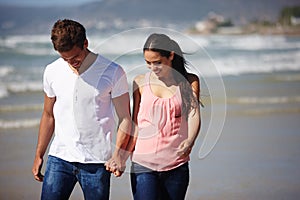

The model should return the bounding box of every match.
[43,54,129,163]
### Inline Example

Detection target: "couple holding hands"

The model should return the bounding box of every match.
[32,19,201,200]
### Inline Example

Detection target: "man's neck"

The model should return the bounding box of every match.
[77,51,97,75]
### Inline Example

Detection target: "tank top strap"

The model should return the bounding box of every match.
[145,72,151,83]
[143,72,152,92]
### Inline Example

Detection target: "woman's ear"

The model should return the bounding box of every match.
[169,51,175,61]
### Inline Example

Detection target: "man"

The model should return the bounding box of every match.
[32,19,131,200]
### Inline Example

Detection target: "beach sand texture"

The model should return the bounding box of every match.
[1,72,300,199]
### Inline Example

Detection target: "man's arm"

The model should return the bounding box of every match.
[105,92,132,177]
[32,94,56,182]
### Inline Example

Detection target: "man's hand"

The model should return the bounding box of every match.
[105,154,126,177]
[104,150,128,177]
[32,157,44,182]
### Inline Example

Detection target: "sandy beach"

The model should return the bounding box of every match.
[1,71,300,199]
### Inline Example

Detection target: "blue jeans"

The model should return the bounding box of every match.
[41,155,111,200]
[130,162,189,200]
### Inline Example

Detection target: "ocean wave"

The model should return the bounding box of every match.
[0,35,50,49]
[0,66,14,77]
[209,35,300,51]
[0,104,43,112]
[0,35,55,56]
[271,74,300,82]
[15,47,56,56]
[0,86,9,98]
[233,107,300,115]
[228,96,300,105]
[7,82,43,93]
[1,34,299,56]
[0,34,299,78]
[1,32,206,56]
[0,118,40,129]
[0,81,43,99]
[210,53,300,76]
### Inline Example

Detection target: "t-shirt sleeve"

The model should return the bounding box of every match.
[43,66,56,98]
[111,66,129,98]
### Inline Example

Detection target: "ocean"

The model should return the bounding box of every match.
[1,29,300,199]
[1,30,299,129]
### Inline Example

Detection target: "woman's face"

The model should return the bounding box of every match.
[144,50,174,78]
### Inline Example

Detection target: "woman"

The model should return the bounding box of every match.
[130,33,201,200]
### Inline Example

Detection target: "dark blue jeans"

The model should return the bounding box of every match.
[130,162,189,200]
[41,155,111,200]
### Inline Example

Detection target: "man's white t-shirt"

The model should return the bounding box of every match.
[43,54,129,163]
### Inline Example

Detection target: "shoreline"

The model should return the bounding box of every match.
[1,105,300,199]
[186,25,300,36]
[1,71,300,199]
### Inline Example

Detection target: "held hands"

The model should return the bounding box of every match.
[32,157,44,182]
[105,154,126,177]
[177,139,194,158]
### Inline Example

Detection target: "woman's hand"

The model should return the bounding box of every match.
[176,139,194,158]
[105,154,126,177]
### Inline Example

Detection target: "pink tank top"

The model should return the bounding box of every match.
[132,72,189,171]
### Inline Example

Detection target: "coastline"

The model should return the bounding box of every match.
[186,24,300,36]
[1,71,300,199]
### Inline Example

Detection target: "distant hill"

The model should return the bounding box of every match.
[0,0,299,35]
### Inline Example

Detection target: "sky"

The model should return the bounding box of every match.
[0,0,100,7]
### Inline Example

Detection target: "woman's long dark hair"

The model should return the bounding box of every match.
[143,33,198,117]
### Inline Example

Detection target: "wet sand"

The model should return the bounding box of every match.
[1,72,300,199]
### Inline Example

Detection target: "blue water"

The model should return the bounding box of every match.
[0,32,300,129]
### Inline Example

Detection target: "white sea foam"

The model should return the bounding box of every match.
[0,66,14,77]
[0,82,43,99]
[0,118,40,129]
[7,81,43,93]
[16,47,56,56]
[0,104,43,112]
[0,65,43,98]
[229,96,300,104]
[0,86,9,98]
[0,34,56,56]
[89,33,145,55]
[209,35,300,51]
[0,35,50,48]
[272,74,300,82]
[0,33,299,78]
[205,50,300,76]
[89,30,209,56]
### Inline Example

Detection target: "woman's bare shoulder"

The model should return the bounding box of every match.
[133,74,146,85]
[187,73,199,84]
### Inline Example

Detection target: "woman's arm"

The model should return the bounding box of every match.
[126,75,143,153]
[177,74,201,157]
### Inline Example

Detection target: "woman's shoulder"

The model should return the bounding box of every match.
[186,73,200,99]
[133,74,148,94]
[186,73,199,84]
[133,74,146,85]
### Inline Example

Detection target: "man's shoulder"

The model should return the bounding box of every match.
[44,58,66,77]
[46,58,65,69]
[96,54,119,69]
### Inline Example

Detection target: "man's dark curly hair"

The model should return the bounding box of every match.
[51,19,86,52]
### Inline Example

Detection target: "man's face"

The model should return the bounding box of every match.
[59,46,88,70]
